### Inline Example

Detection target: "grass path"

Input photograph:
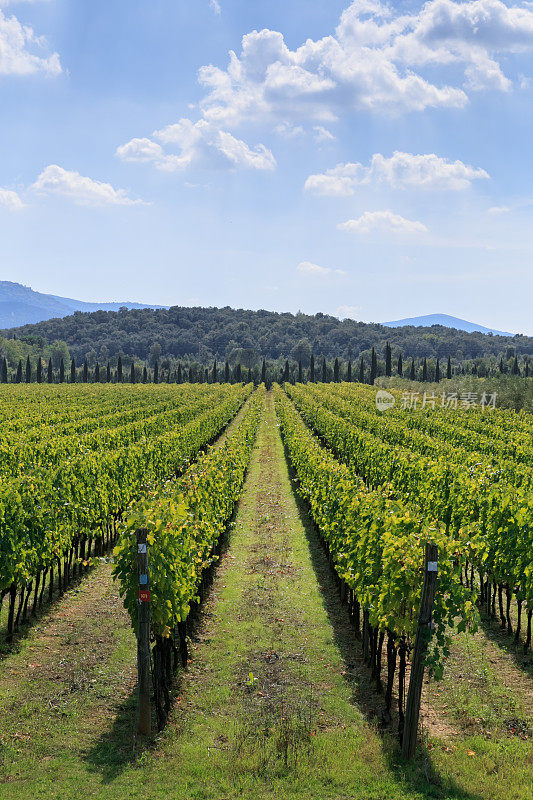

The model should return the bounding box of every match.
[0,392,531,799]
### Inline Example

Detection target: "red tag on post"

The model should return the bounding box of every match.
[138,589,151,602]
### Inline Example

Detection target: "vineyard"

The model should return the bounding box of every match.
[0,382,531,800]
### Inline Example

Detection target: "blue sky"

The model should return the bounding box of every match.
[1,0,533,334]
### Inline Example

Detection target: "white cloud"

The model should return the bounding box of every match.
[338,210,428,234]
[335,304,362,319]
[0,187,24,209]
[32,165,142,206]
[119,1,533,176]
[313,125,336,143]
[275,121,305,138]
[0,8,61,76]
[488,204,510,214]
[297,260,346,276]
[209,0,221,14]
[195,0,533,131]
[117,117,276,172]
[305,151,489,195]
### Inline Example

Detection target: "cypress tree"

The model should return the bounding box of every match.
[525,358,530,378]
[107,362,111,382]
[177,364,182,383]
[59,358,65,383]
[235,363,242,383]
[261,359,266,384]
[130,362,135,383]
[359,356,365,383]
[347,359,352,382]
[83,360,88,383]
[93,362,99,382]
[322,357,327,382]
[370,347,377,385]
[16,359,23,383]
[25,355,31,383]
[385,342,392,377]
[248,367,252,383]
[143,365,148,383]
[36,358,42,384]
[117,355,123,383]
[409,359,415,380]
[213,360,217,383]
[447,356,452,380]
[334,358,339,382]
[153,361,159,383]
[512,356,520,375]
[225,361,230,383]
[283,361,290,383]
[70,358,76,383]
[397,352,403,377]
[204,368,209,383]
[435,358,440,383]
[422,358,428,382]
[298,360,303,382]
[499,357,505,374]
[310,354,315,383]
[1,357,7,383]
[189,366,193,383]
[47,358,53,384]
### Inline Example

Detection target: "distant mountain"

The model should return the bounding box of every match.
[383,313,513,337]
[0,281,166,329]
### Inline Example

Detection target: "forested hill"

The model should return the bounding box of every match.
[3,305,532,364]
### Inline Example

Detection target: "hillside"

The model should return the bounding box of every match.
[3,304,531,365]
[383,313,512,337]
[0,281,166,329]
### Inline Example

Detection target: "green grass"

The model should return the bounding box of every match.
[0,393,531,799]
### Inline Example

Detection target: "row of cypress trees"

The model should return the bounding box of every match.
[1,347,530,385]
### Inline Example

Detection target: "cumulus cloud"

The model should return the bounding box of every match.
[338,210,428,234]
[297,260,346,276]
[196,0,533,130]
[118,1,533,174]
[305,151,489,195]
[0,7,61,76]
[0,187,24,209]
[117,118,276,172]
[32,165,142,206]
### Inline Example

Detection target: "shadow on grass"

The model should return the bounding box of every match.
[82,686,139,783]
[477,611,533,680]
[282,445,484,800]
[0,560,110,661]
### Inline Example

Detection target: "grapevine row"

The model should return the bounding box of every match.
[285,383,533,649]
[274,386,476,736]
[113,386,265,728]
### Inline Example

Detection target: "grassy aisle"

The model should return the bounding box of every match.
[0,393,530,799]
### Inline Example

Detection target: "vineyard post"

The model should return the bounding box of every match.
[136,528,152,736]
[402,542,438,760]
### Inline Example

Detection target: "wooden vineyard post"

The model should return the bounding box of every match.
[136,528,152,736]
[402,543,438,760]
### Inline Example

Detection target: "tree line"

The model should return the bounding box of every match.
[4,305,533,368]
[2,345,530,386]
